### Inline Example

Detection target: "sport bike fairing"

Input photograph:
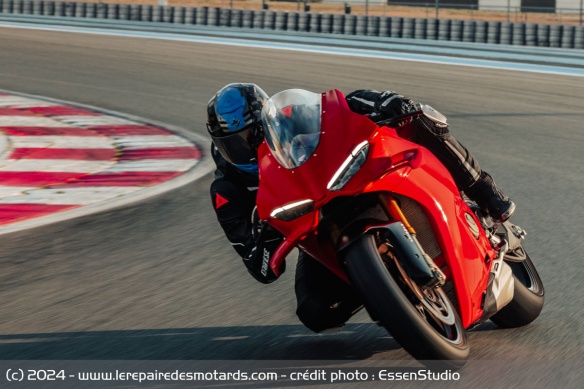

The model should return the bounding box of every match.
[257,89,496,327]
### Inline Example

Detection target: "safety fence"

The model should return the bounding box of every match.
[1,0,583,48]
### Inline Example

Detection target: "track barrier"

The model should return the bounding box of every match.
[1,1,583,48]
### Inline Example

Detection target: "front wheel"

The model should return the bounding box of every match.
[344,234,469,368]
[490,249,544,328]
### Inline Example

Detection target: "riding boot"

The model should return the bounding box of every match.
[464,172,516,221]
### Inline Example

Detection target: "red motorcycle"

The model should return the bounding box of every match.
[255,89,544,366]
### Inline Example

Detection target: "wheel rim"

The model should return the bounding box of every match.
[387,251,464,345]
[416,287,463,344]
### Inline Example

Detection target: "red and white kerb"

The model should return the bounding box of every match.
[0,93,202,226]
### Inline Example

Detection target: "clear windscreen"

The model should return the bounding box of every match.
[261,89,321,169]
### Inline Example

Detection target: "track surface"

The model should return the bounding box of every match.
[0,26,583,384]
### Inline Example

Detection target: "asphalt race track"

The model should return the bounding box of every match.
[0,26,583,387]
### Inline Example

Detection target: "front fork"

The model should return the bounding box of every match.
[384,195,446,289]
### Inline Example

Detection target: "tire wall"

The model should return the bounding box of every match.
[2,1,583,49]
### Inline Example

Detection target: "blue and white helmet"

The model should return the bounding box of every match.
[207,83,269,174]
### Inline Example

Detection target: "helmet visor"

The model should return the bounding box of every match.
[211,125,259,166]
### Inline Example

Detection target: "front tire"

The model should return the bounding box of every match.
[490,250,544,328]
[344,234,469,368]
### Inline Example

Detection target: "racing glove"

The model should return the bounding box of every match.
[243,208,286,284]
[375,91,418,119]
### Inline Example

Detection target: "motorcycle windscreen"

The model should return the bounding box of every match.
[261,89,321,169]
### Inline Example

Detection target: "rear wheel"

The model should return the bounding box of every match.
[490,249,544,328]
[344,234,469,368]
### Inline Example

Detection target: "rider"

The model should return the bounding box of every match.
[206,83,515,333]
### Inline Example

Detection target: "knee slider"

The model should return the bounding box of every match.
[296,299,353,333]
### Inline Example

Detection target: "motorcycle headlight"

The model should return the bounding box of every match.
[327,141,369,191]
[270,199,315,221]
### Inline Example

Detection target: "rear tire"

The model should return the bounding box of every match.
[344,234,469,368]
[490,250,544,328]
